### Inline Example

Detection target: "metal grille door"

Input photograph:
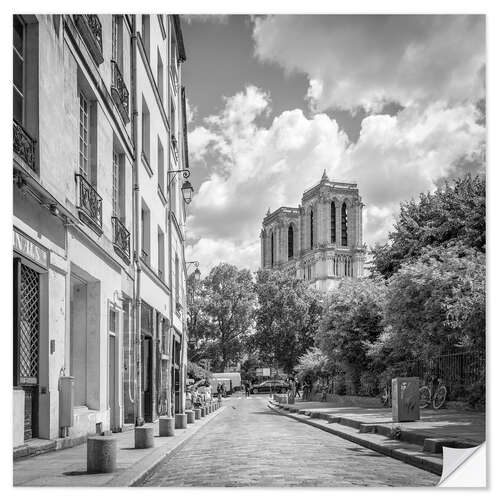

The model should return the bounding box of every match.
[19,265,40,384]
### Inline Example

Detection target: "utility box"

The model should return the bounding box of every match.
[59,376,75,428]
[392,377,420,422]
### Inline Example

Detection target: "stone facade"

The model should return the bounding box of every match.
[260,171,366,291]
[13,15,189,449]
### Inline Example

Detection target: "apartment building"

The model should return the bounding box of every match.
[13,14,190,452]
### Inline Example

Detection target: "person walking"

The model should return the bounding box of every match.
[295,378,301,398]
[245,382,251,397]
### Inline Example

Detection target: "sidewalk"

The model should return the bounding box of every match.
[268,398,485,476]
[14,405,225,487]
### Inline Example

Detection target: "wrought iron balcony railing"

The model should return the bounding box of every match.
[112,216,130,263]
[13,120,36,172]
[74,15,104,65]
[111,60,130,123]
[75,174,103,234]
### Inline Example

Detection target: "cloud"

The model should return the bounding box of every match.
[252,15,485,112]
[186,85,485,272]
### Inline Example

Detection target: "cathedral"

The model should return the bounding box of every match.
[260,171,366,291]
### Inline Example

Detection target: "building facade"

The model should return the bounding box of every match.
[260,171,366,291]
[13,14,190,450]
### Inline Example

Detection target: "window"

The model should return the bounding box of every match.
[341,202,348,246]
[175,253,180,304]
[141,97,150,163]
[271,232,274,267]
[112,15,123,69]
[158,137,164,194]
[157,49,164,103]
[109,307,118,334]
[288,225,294,259]
[310,208,314,249]
[331,202,336,244]
[79,92,89,178]
[13,15,25,125]
[141,201,150,264]
[170,23,178,87]
[170,97,176,142]
[158,227,165,280]
[141,15,150,60]
[112,148,125,219]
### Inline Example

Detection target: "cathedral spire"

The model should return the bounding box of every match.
[321,169,329,182]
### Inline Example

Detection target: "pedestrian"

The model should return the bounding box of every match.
[321,384,327,402]
[295,378,301,398]
[245,382,251,397]
[186,387,192,410]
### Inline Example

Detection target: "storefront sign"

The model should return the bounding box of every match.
[13,229,48,269]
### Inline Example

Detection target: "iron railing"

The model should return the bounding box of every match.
[75,174,102,233]
[111,60,130,122]
[111,216,130,262]
[13,120,36,172]
[74,15,103,64]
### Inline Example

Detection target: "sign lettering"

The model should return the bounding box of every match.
[13,229,48,268]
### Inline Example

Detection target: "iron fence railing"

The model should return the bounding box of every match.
[75,174,102,233]
[111,60,130,122]
[13,120,36,172]
[111,216,130,262]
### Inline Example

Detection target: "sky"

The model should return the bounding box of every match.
[180,15,486,275]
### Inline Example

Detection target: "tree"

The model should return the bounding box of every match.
[369,244,485,367]
[294,347,330,383]
[316,278,386,393]
[372,174,485,278]
[253,269,324,373]
[201,263,256,371]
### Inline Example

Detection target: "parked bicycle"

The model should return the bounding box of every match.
[419,376,447,410]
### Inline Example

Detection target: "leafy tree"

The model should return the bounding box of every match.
[316,278,386,393]
[200,263,256,371]
[253,269,324,373]
[369,244,485,367]
[372,174,485,278]
[295,347,330,383]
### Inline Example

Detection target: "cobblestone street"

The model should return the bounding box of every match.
[141,395,438,487]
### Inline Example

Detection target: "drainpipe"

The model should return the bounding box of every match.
[131,17,143,426]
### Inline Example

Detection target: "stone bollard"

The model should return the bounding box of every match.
[200,407,206,417]
[194,408,201,420]
[159,416,175,437]
[135,424,154,449]
[175,413,187,429]
[87,435,117,473]
[186,410,195,424]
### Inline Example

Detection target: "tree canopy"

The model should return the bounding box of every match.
[372,174,485,278]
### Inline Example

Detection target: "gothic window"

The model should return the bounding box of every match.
[310,208,314,248]
[331,202,336,244]
[341,202,348,246]
[271,232,274,267]
[288,225,294,259]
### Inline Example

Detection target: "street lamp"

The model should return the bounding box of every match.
[167,168,194,205]
[187,261,201,281]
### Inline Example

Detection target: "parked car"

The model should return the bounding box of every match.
[251,380,290,394]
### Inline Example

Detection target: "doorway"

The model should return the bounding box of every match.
[70,275,87,406]
[141,336,153,421]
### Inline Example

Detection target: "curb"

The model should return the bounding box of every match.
[268,401,442,476]
[106,406,225,486]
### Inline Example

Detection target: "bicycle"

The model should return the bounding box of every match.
[419,376,447,410]
[380,383,392,407]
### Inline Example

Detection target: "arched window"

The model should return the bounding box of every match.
[288,225,294,259]
[331,202,336,243]
[310,208,314,248]
[271,232,274,267]
[341,202,347,246]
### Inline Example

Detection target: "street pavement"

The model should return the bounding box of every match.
[141,394,438,487]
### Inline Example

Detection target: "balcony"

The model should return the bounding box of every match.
[111,61,130,123]
[13,120,36,173]
[112,216,130,263]
[75,174,102,235]
[74,15,104,65]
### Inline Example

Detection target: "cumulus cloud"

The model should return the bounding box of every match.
[186,85,485,273]
[252,15,485,112]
